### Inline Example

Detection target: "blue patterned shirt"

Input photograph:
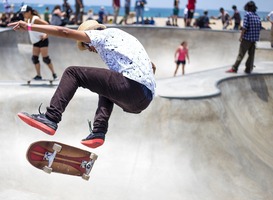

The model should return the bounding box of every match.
[242,11,261,42]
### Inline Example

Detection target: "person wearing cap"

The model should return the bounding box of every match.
[20,5,57,80]
[8,19,156,149]
[226,1,262,74]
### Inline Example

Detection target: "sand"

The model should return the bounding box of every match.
[83,14,272,30]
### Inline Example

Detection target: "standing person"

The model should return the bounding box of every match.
[9,19,156,149]
[3,0,11,18]
[226,1,262,74]
[174,41,189,76]
[62,0,73,24]
[112,0,120,24]
[20,5,57,80]
[172,0,179,26]
[267,10,273,48]
[135,0,146,24]
[75,0,84,25]
[44,7,50,23]
[186,0,196,27]
[123,0,130,24]
[183,4,188,27]
[212,8,230,29]
[231,5,241,30]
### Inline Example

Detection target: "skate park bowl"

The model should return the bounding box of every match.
[1,26,273,200]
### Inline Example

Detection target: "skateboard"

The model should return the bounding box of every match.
[27,79,58,86]
[26,141,98,181]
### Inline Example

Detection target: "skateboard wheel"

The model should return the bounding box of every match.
[53,143,62,152]
[90,153,98,160]
[82,173,90,181]
[43,166,52,174]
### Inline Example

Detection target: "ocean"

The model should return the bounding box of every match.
[0,3,270,21]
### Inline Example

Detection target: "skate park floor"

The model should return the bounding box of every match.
[0,26,273,200]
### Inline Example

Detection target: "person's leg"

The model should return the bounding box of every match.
[245,42,256,73]
[174,63,179,76]
[231,39,249,71]
[140,8,144,24]
[182,64,185,75]
[32,46,41,78]
[18,66,152,147]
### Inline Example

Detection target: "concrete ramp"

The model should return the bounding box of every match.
[1,26,273,200]
[1,75,273,200]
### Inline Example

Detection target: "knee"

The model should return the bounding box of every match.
[31,55,39,64]
[43,56,51,64]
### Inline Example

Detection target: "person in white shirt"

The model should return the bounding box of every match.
[20,5,57,80]
[9,19,156,149]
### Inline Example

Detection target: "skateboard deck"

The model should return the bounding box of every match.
[27,79,58,86]
[26,141,98,181]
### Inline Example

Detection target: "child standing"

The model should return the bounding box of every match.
[174,41,189,76]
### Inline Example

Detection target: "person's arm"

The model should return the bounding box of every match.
[239,28,246,42]
[174,48,179,61]
[8,20,90,43]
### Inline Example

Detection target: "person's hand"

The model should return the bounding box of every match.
[8,20,28,31]
[41,34,48,41]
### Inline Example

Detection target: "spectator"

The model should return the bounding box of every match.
[231,5,241,30]
[135,0,146,24]
[183,4,188,27]
[44,7,50,23]
[123,0,131,24]
[97,6,107,24]
[3,0,11,17]
[87,9,94,20]
[112,0,120,24]
[226,1,262,74]
[75,0,84,25]
[195,10,213,29]
[186,0,196,27]
[0,13,9,27]
[172,0,179,26]
[212,7,231,29]
[62,0,73,24]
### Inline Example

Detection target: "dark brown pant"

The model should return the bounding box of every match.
[232,39,256,71]
[46,66,153,134]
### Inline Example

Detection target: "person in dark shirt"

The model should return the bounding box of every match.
[226,1,262,74]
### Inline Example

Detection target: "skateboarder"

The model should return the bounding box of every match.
[9,20,156,149]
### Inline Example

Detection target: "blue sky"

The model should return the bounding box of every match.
[7,0,273,12]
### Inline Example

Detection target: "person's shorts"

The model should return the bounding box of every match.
[33,38,49,48]
[176,60,186,65]
[187,10,194,19]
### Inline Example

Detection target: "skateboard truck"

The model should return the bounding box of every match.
[42,143,62,174]
[81,153,98,181]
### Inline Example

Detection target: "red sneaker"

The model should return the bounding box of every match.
[226,68,237,73]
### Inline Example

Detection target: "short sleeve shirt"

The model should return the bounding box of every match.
[85,28,156,95]
[242,12,261,42]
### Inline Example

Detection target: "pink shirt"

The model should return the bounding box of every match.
[177,47,188,61]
